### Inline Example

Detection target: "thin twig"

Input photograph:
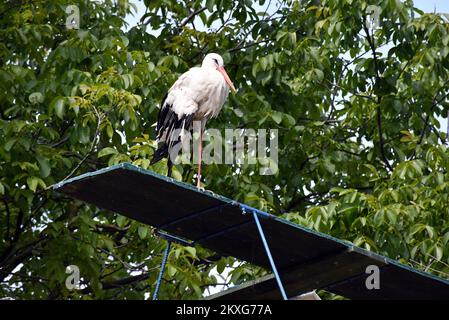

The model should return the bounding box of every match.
[326,80,376,102]
[213,2,235,34]
[417,79,449,145]
[417,113,446,145]
[228,39,271,53]
[60,106,103,183]
[3,200,11,242]
[410,258,449,278]
[447,109,449,141]
[228,1,282,53]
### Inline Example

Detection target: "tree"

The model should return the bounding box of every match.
[1,0,449,299]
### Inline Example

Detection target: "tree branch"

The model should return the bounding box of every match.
[0,204,70,282]
[177,7,206,33]
[80,271,156,295]
[285,192,317,212]
[363,17,393,172]
[0,235,47,282]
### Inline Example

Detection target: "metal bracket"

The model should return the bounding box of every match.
[155,230,193,247]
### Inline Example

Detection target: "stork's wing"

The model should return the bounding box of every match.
[155,93,195,146]
[155,68,204,141]
[151,68,202,166]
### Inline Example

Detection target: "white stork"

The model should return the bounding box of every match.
[150,53,236,188]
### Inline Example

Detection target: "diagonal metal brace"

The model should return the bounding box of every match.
[152,230,194,300]
[152,239,172,300]
[240,204,288,300]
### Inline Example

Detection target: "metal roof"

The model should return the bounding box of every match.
[54,163,449,300]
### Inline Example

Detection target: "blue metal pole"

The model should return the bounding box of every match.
[152,239,172,300]
[252,211,288,300]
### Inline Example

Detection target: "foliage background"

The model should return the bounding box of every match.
[1,0,449,299]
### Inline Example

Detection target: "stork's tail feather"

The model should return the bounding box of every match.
[151,144,174,177]
[150,144,169,166]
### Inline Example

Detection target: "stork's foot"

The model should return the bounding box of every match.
[197,185,218,197]
[196,180,205,191]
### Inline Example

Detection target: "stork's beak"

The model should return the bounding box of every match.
[217,66,237,93]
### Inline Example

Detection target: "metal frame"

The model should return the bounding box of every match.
[54,163,449,300]
[152,205,289,300]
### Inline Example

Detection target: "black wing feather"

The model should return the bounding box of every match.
[151,94,194,175]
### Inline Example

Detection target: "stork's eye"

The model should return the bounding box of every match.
[213,58,219,65]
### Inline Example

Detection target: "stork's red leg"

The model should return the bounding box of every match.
[197,129,203,189]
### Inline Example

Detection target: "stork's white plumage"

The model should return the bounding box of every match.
[150,53,236,188]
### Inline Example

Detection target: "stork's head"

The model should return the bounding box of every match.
[202,53,236,93]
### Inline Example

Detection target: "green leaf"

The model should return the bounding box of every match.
[276,30,287,41]
[103,239,115,252]
[386,209,397,225]
[410,223,426,236]
[29,92,44,104]
[36,156,51,178]
[98,147,118,158]
[391,190,399,202]
[121,74,133,89]
[27,176,39,192]
[425,226,435,238]
[4,139,17,151]
[116,215,127,228]
[138,226,148,239]
[314,68,324,81]
[171,168,182,181]
[282,114,296,127]
[78,125,90,144]
[443,232,449,245]
[184,246,196,258]
[271,111,283,124]
[206,0,215,12]
[288,32,297,45]
[259,57,268,71]
[106,124,114,138]
[233,108,244,117]
[435,246,443,261]
[373,210,385,226]
[216,259,226,274]
[167,264,177,277]
[50,97,65,119]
